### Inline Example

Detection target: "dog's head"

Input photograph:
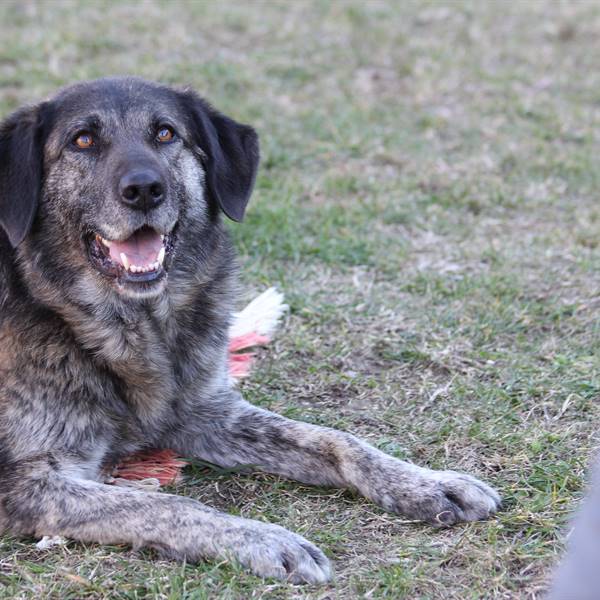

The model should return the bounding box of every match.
[0,77,258,299]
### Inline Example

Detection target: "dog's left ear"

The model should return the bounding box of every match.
[0,103,49,247]
[180,91,259,222]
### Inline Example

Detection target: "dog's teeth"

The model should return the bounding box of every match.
[120,258,161,274]
[157,247,165,265]
[95,234,111,248]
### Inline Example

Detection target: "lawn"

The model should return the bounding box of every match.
[1,1,599,598]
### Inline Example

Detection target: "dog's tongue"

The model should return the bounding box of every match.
[109,229,163,267]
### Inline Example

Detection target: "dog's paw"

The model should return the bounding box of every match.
[374,465,501,526]
[220,521,332,584]
[419,470,501,525]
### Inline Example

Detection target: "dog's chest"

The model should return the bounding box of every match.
[84,307,178,426]
[94,302,216,435]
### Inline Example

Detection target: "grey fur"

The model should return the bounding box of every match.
[0,78,500,584]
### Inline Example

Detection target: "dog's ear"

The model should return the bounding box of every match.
[180,91,259,222]
[0,103,49,247]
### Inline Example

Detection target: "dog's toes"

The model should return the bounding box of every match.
[418,470,501,526]
[441,471,501,519]
[374,466,501,526]
[226,523,332,584]
[282,539,332,585]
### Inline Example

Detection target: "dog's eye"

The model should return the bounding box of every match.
[73,132,94,149]
[156,126,175,143]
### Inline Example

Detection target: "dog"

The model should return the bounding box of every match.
[0,77,500,584]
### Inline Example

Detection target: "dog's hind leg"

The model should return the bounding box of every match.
[170,392,500,526]
[1,453,331,583]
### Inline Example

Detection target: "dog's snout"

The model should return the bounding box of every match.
[119,169,165,211]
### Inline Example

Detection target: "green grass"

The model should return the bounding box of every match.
[2,0,600,597]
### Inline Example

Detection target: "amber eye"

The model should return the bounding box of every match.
[156,126,175,143]
[74,132,94,149]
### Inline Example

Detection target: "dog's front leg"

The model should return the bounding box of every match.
[174,393,500,525]
[1,454,331,583]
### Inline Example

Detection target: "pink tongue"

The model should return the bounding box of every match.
[109,229,162,267]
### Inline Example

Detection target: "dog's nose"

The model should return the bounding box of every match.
[119,169,165,211]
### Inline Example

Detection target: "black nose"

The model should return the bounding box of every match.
[119,169,165,211]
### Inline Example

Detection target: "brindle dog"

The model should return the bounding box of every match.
[0,78,500,584]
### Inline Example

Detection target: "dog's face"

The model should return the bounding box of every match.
[0,78,258,299]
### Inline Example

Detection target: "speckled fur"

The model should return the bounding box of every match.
[0,78,500,584]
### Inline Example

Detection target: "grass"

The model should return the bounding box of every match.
[1,0,600,597]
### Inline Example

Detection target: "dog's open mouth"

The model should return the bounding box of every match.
[87,226,175,285]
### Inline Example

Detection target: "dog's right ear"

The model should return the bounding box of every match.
[0,103,49,247]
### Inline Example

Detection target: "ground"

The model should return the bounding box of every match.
[1,1,599,598]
